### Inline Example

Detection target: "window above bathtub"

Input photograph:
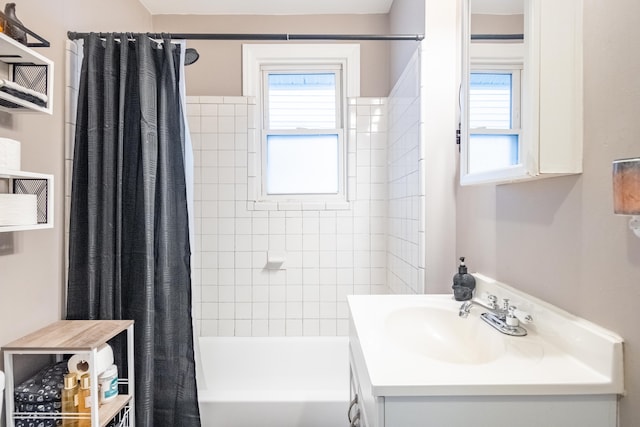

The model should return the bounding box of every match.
[242,44,360,210]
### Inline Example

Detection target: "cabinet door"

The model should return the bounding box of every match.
[460,0,583,185]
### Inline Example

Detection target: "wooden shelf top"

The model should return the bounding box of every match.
[2,320,133,352]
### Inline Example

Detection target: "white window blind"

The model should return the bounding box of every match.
[266,73,338,130]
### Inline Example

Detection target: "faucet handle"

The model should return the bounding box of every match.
[506,305,519,327]
[512,308,534,324]
[486,294,498,309]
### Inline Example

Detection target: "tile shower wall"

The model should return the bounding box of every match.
[189,96,389,337]
[386,50,425,295]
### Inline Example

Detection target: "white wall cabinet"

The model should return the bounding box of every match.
[460,0,583,185]
[2,320,135,427]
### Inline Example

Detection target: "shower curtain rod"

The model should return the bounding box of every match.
[471,34,523,40]
[67,31,424,42]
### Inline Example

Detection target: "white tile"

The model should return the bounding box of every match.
[218,320,234,337]
[303,319,320,336]
[302,202,326,210]
[286,284,303,301]
[235,218,252,235]
[252,217,269,234]
[337,319,349,336]
[268,234,286,251]
[269,216,286,234]
[218,133,236,150]
[218,150,235,167]
[236,303,252,319]
[201,133,218,150]
[286,302,303,318]
[201,302,218,319]
[252,320,269,336]
[319,269,337,285]
[235,268,252,286]
[336,251,354,268]
[235,252,252,269]
[219,103,236,116]
[319,251,337,268]
[303,252,319,268]
[218,167,236,184]
[201,104,218,116]
[320,319,337,336]
[218,218,235,235]
[269,302,286,319]
[201,320,218,337]
[251,233,269,252]
[285,319,303,336]
[235,320,252,336]
[224,96,247,105]
[201,116,218,133]
[253,302,269,319]
[286,217,303,234]
[201,235,217,252]
[218,116,235,133]
[319,234,337,251]
[236,286,252,302]
[219,302,235,319]
[201,270,218,287]
[302,216,319,234]
[269,319,286,336]
[278,202,302,211]
[201,168,218,184]
[302,269,320,285]
[286,250,302,268]
[200,96,224,104]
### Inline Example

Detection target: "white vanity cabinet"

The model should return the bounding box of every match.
[350,335,618,427]
[347,285,623,427]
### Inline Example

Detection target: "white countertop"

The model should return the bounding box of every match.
[348,277,624,397]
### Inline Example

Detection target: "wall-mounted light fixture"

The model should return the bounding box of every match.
[613,157,640,238]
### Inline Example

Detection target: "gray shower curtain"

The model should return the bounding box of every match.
[66,33,200,427]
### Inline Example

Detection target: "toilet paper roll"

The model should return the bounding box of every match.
[68,343,114,376]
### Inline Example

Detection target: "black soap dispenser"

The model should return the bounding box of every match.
[452,257,476,301]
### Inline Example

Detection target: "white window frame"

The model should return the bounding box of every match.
[243,44,360,210]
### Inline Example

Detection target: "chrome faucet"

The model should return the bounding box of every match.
[458,294,501,318]
[459,294,532,337]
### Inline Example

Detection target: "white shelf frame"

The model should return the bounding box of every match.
[0,169,53,232]
[0,32,53,114]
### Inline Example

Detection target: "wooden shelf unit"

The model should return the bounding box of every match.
[2,320,135,427]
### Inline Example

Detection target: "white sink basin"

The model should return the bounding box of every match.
[348,275,624,397]
[384,305,505,364]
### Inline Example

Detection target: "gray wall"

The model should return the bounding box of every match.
[455,1,640,425]
[152,14,391,97]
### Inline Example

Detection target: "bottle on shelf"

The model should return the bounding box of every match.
[62,372,79,427]
[77,373,92,427]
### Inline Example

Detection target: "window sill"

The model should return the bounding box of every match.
[248,200,351,211]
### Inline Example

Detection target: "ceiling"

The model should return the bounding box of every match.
[139,0,396,15]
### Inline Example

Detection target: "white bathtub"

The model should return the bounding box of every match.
[196,336,350,427]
